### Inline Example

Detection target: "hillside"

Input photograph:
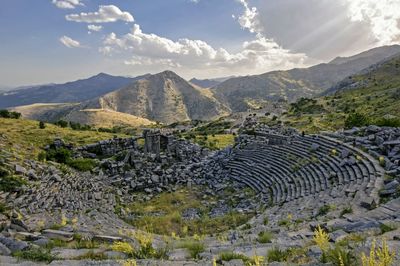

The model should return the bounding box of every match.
[63,109,155,128]
[285,54,400,132]
[212,45,400,112]
[0,73,149,108]
[0,117,126,158]
[12,104,155,128]
[82,70,230,124]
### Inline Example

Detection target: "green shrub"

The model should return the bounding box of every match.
[340,207,353,217]
[0,110,21,119]
[13,248,55,263]
[39,121,46,129]
[317,205,331,216]
[257,231,273,243]
[219,251,252,263]
[55,120,68,128]
[37,151,47,162]
[45,148,72,164]
[373,117,400,127]
[179,240,204,259]
[267,247,290,262]
[344,113,369,129]
[0,175,27,192]
[379,223,396,234]
[324,245,356,266]
[67,158,98,172]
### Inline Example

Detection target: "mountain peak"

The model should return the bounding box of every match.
[157,70,180,78]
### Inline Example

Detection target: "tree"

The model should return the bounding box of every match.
[39,121,46,129]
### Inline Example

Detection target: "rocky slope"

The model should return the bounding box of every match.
[82,71,230,124]
[0,73,149,109]
[212,45,400,112]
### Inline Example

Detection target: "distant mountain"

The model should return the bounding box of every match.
[80,70,230,124]
[189,78,221,88]
[0,73,150,108]
[212,45,400,112]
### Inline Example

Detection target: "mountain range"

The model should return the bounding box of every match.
[3,44,400,126]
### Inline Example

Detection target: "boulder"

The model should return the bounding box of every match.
[42,229,74,241]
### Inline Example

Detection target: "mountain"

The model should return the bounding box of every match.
[80,71,230,124]
[0,73,150,109]
[189,78,221,88]
[212,45,400,112]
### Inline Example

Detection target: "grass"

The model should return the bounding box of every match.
[219,251,253,264]
[190,134,234,150]
[0,117,126,159]
[379,223,396,234]
[178,240,204,259]
[13,248,55,263]
[266,247,291,263]
[257,231,273,243]
[66,158,98,172]
[125,187,254,237]
[0,173,27,192]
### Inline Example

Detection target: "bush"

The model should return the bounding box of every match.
[373,117,400,127]
[0,109,21,119]
[67,158,97,172]
[13,248,55,263]
[39,121,46,129]
[379,223,396,234]
[179,240,204,259]
[55,120,68,128]
[317,205,332,216]
[267,247,290,262]
[325,245,356,266]
[257,231,273,243]
[45,148,72,164]
[219,251,252,263]
[0,175,27,192]
[344,113,370,129]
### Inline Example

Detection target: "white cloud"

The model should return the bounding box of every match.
[88,24,103,32]
[237,0,263,35]
[100,24,307,75]
[52,0,83,9]
[98,0,309,77]
[344,0,400,45]
[59,35,81,48]
[66,5,134,23]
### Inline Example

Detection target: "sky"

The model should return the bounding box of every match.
[0,0,399,87]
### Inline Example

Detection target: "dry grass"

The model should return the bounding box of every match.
[0,117,126,159]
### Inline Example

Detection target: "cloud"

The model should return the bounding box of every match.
[88,24,103,32]
[52,0,83,9]
[344,0,400,45]
[66,5,134,23]
[236,0,263,35]
[59,35,81,48]
[100,24,307,75]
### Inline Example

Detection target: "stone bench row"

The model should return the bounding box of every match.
[226,136,380,204]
